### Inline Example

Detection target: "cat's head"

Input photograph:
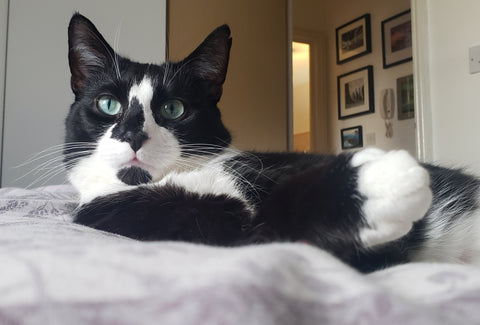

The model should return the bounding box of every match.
[65,13,232,196]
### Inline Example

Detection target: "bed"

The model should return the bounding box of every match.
[0,185,479,324]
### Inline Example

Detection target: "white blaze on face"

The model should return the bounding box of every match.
[126,77,183,180]
[128,77,154,114]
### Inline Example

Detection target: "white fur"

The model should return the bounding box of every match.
[411,193,480,265]
[353,148,433,248]
[154,151,248,207]
[68,126,132,204]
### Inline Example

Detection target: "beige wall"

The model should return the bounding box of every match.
[293,83,310,134]
[293,0,415,155]
[168,0,289,151]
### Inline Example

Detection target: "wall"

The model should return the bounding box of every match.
[422,0,480,172]
[292,42,310,135]
[293,0,414,155]
[0,0,7,177]
[1,0,166,187]
[168,0,289,152]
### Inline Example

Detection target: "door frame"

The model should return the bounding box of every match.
[411,0,432,162]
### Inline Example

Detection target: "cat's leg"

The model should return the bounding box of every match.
[351,148,432,248]
[253,148,432,263]
[74,169,252,245]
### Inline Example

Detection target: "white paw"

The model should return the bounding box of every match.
[352,149,433,248]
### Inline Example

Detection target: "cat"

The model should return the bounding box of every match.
[65,13,480,272]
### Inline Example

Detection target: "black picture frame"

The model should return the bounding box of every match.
[337,65,374,120]
[341,126,363,150]
[336,14,372,65]
[382,10,412,69]
[397,74,414,120]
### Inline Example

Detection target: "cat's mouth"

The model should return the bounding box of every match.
[124,156,152,171]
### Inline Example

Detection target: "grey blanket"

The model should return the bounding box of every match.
[0,186,479,325]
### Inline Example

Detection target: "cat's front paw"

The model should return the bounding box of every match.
[352,148,432,247]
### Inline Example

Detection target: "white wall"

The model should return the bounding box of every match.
[423,0,480,173]
[2,0,166,187]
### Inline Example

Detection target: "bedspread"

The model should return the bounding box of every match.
[0,186,479,325]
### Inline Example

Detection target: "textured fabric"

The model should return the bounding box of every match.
[0,186,479,325]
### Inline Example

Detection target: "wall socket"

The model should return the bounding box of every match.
[365,132,376,145]
[469,45,480,74]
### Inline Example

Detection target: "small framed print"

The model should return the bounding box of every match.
[382,10,412,68]
[397,74,414,120]
[336,14,372,64]
[341,126,363,150]
[337,65,374,120]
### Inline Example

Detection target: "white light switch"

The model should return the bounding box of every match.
[469,45,480,74]
[365,133,376,145]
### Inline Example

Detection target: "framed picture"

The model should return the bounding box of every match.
[336,14,372,64]
[397,74,414,120]
[341,126,363,150]
[382,10,412,68]
[337,65,374,120]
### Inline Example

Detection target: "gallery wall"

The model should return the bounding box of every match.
[294,0,415,155]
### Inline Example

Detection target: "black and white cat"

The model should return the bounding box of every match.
[65,13,480,272]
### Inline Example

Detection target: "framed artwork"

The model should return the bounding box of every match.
[336,14,372,64]
[341,126,363,150]
[382,10,412,68]
[397,74,414,120]
[337,65,374,120]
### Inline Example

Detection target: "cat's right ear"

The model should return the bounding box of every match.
[68,13,115,94]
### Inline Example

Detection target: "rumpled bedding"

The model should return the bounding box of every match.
[0,186,479,325]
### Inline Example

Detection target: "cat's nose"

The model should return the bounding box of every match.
[123,131,148,152]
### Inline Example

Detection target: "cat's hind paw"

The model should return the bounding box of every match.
[352,148,433,248]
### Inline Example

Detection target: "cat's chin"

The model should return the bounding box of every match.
[117,167,152,186]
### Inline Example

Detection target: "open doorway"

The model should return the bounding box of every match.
[292,41,311,152]
[290,31,328,154]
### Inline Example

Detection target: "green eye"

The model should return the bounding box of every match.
[97,96,122,116]
[161,100,184,120]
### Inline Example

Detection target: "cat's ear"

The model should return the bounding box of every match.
[183,25,232,99]
[68,13,116,94]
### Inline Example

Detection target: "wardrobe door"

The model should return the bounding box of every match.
[2,0,166,187]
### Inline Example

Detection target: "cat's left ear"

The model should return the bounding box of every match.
[183,25,232,100]
[68,13,116,94]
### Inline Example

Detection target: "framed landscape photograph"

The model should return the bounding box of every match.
[341,126,363,150]
[336,14,372,64]
[382,10,412,68]
[397,74,414,120]
[337,65,374,120]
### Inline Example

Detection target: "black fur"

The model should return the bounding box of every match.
[76,184,251,245]
[117,167,152,186]
[111,98,147,151]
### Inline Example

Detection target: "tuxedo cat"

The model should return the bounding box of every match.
[65,13,480,272]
